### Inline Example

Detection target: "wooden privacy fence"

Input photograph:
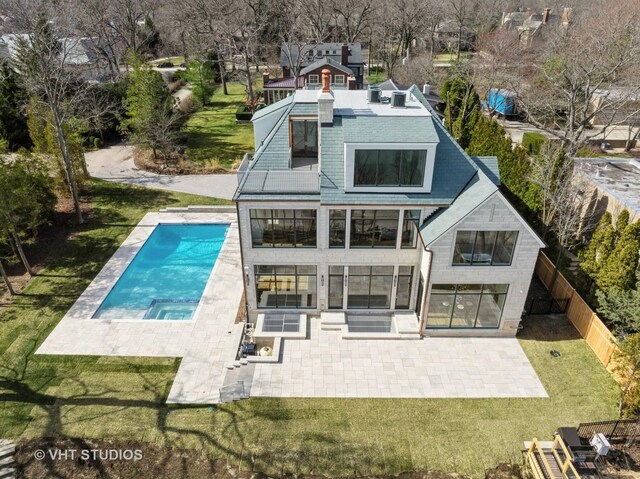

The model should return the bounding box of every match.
[533,252,618,368]
[577,419,639,441]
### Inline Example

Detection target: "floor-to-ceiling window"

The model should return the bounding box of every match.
[255,265,317,309]
[347,266,394,309]
[425,283,508,329]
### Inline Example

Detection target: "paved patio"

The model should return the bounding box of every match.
[249,321,547,399]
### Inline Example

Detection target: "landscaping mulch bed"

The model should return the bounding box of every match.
[0,191,93,310]
[133,147,233,175]
[14,437,522,479]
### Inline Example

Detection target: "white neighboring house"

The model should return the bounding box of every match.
[234,70,545,338]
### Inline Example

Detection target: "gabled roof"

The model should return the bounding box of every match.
[419,173,545,248]
[470,156,500,186]
[300,57,353,76]
[280,42,364,68]
[419,172,498,246]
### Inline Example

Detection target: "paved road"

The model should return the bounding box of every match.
[85,144,238,200]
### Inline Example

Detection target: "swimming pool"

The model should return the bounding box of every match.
[94,223,229,320]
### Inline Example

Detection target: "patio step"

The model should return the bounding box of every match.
[320,312,346,331]
[0,440,15,479]
[219,362,255,403]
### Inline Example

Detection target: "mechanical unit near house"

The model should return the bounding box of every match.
[234,70,545,338]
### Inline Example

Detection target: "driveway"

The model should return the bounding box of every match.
[85,144,238,200]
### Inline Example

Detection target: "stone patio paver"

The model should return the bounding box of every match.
[250,321,547,399]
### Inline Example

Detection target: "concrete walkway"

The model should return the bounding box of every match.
[85,145,238,200]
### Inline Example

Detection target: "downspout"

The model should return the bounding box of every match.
[418,244,434,337]
[235,200,250,325]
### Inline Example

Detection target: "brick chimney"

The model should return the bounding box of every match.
[262,68,270,86]
[341,43,350,67]
[542,8,550,24]
[347,75,356,90]
[318,68,334,126]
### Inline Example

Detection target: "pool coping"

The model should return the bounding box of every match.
[36,210,245,366]
[90,221,232,323]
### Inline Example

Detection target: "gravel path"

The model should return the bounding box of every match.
[85,144,238,200]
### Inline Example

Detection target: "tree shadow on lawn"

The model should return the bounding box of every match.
[185,130,250,164]
[2,354,396,478]
[90,181,189,212]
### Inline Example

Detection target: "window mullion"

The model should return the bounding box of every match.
[470,232,478,265]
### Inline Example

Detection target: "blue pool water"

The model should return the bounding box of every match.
[94,224,229,320]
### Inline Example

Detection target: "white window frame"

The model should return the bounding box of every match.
[344,142,438,193]
[333,74,346,85]
[308,74,320,84]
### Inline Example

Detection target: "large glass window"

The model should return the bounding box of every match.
[250,209,317,248]
[329,210,346,248]
[328,266,344,309]
[452,231,518,266]
[354,150,427,187]
[255,265,317,309]
[425,284,508,329]
[401,210,421,248]
[347,266,394,309]
[395,266,414,309]
[350,210,399,248]
[291,119,318,158]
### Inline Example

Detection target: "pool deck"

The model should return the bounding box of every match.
[37,209,246,403]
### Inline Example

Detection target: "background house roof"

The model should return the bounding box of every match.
[299,57,353,76]
[279,42,364,68]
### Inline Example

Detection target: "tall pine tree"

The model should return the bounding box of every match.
[580,212,617,282]
[597,220,640,293]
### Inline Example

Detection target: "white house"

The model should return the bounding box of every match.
[234,70,544,338]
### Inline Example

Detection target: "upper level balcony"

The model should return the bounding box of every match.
[235,153,321,197]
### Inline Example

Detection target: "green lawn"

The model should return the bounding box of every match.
[366,71,388,84]
[182,83,254,170]
[434,51,473,63]
[0,181,619,477]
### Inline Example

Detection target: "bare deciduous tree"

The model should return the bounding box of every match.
[515,0,640,154]
[331,0,373,43]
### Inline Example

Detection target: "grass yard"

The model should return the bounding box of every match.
[434,51,473,63]
[0,180,619,477]
[366,71,388,84]
[182,83,254,170]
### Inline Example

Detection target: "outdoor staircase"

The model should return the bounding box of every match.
[0,440,16,479]
[219,360,255,403]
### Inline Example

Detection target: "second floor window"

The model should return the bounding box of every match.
[354,150,427,187]
[250,209,317,248]
[329,209,346,248]
[290,119,318,158]
[350,210,399,248]
[401,210,421,248]
[308,74,319,84]
[334,74,345,84]
[453,231,518,266]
